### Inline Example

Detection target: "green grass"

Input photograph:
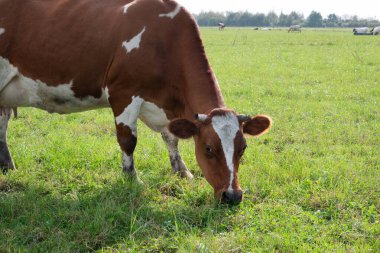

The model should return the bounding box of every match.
[1,28,379,252]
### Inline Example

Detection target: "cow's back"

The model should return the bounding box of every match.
[0,0,130,98]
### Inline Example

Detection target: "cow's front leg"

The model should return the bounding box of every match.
[0,107,15,173]
[113,97,143,182]
[161,129,194,179]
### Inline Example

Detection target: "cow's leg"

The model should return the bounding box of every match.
[0,107,15,173]
[161,129,193,179]
[113,98,143,182]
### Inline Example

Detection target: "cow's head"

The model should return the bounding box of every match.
[169,108,272,204]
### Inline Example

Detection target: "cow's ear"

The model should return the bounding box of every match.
[169,119,198,139]
[243,115,272,137]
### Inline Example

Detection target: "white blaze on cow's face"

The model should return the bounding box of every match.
[0,28,5,36]
[211,112,240,193]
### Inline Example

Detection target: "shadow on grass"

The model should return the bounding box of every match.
[0,177,236,252]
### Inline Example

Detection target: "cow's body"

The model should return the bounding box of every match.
[353,27,369,34]
[288,25,301,33]
[0,0,271,204]
[373,26,380,35]
[218,23,225,31]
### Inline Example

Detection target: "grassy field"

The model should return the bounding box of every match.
[1,28,379,252]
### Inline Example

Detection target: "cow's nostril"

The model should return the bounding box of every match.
[221,191,230,202]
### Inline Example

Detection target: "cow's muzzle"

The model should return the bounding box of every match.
[221,190,243,205]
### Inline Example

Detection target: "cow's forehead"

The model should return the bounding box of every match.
[211,112,239,137]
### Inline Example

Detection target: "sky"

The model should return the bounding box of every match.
[176,0,378,20]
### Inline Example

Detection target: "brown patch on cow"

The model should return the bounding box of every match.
[168,119,198,139]
[116,124,137,155]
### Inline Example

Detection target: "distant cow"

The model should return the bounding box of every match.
[373,26,380,35]
[353,27,369,34]
[288,25,301,33]
[218,23,226,30]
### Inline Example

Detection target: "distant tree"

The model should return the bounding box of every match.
[193,10,380,28]
[252,13,267,26]
[196,11,226,26]
[328,14,339,24]
[289,11,304,25]
[266,11,279,26]
[240,11,254,26]
[324,13,339,27]
[278,12,291,26]
[306,11,323,27]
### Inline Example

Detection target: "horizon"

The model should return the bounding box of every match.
[176,0,379,20]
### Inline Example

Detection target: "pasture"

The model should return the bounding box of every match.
[1,28,379,252]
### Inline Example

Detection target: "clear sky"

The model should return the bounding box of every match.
[176,0,378,19]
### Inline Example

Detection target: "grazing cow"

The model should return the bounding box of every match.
[218,23,226,31]
[373,26,380,35]
[0,0,272,204]
[353,27,369,34]
[288,25,301,33]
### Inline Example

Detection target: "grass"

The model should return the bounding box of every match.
[1,28,379,252]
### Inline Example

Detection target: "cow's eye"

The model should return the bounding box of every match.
[239,145,247,157]
[205,145,215,157]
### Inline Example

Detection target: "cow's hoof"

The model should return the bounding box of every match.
[0,163,15,174]
[125,173,144,185]
[179,170,194,180]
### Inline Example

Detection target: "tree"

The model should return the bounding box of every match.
[196,12,226,26]
[306,11,323,27]
[289,11,304,25]
[278,12,291,26]
[266,11,278,26]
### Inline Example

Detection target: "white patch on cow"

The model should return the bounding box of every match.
[122,27,146,54]
[103,86,110,101]
[122,151,133,168]
[123,1,134,14]
[0,108,11,142]
[115,96,169,135]
[115,96,144,136]
[211,113,239,193]
[0,58,18,93]
[0,57,110,114]
[159,4,181,19]
[139,99,169,132]
[0,28,5,36]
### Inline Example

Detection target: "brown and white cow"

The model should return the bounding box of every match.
[0,0,271,204]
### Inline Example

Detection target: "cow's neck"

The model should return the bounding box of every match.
[178,20,225,119]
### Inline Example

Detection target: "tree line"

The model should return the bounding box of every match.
[194,11,380,28]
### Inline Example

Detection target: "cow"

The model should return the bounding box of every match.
[288,25,301,33]
[373,26,380,35]
[353,27,369,34]
[218,23,226,31]
[0,0,272,205]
